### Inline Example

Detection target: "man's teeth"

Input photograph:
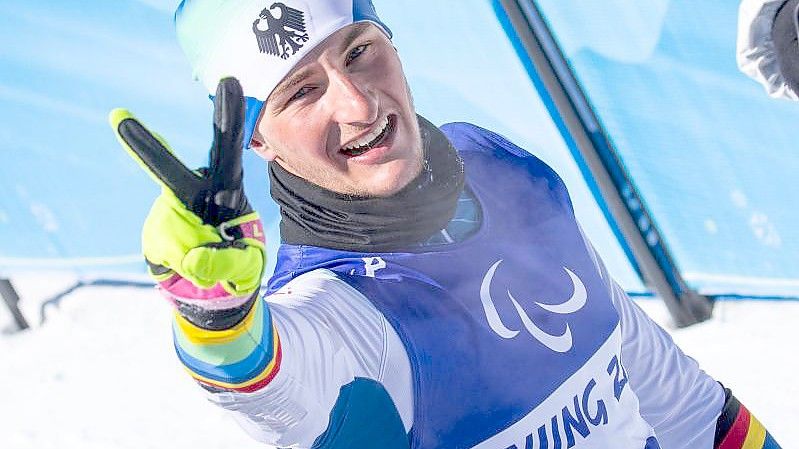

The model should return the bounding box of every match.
[342,116,390,152]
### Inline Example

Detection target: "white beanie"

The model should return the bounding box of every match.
[175,0,391,145]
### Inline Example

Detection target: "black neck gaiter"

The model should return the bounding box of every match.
[269,115,465,252]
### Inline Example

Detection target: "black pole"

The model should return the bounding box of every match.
[496,0,713,327]
[1,278,29,331]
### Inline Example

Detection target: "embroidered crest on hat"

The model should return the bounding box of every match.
[252,2,310,60]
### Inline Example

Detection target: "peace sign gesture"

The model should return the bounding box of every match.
[112,78,252,227]
[109,78,265,298]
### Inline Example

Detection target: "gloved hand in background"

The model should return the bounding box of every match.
[109,78,266,326]
[738,0,799,100]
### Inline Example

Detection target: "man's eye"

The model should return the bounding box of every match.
[288,86,314,103]
[346,44,370,65]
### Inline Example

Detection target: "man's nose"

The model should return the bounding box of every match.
[323,67,378,125]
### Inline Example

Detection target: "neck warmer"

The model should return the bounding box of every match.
[269,115,465,252]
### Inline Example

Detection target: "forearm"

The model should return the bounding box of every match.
[599,261,782,448]
[168,270,412,448]
[172,296,282,393]
[577,226,722,446]
[612,280,724,448]
[170,296,300,446]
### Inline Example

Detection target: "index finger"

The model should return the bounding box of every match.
[208,78,246,192]
[109,108,201,205]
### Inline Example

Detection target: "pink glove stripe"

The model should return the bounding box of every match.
[159,275,231,299]
[231,218,266,244]
[158,275,254,310]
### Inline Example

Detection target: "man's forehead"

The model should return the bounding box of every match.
[268,23,381,102]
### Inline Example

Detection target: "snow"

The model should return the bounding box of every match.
[1,274,260,449]
[1,274,797,448]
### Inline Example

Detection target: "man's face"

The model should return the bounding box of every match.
[251,23,423,197]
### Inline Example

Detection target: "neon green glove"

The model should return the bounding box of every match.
[109,78,265,300]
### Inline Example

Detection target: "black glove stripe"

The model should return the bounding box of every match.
[117,118,201,207]
[210,78,246,193]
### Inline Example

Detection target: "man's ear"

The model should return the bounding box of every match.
[249,134,277,161]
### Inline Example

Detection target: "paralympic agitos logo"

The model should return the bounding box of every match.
[252,2,310,59]
[480,260,588,352]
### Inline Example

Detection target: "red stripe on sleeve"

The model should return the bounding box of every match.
[718,404,752,449]
[234,342,283,393]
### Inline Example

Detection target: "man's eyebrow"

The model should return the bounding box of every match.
[269,24,372,104]
[270,70,313,103]
[339,23,371,53]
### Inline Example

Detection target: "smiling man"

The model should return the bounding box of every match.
[110,1,781,448]
[251,21,423,198]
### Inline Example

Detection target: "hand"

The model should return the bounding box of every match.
[109,78,265,302]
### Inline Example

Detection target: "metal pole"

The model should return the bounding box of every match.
[496,0,713,326]
[1,278,29,331]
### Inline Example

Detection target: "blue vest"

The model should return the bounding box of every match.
[269,123,656,449]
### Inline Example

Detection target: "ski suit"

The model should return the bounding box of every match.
[171,122,775,449]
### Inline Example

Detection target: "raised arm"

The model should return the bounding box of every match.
[108,79,411,448]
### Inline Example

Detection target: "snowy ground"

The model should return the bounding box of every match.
[1,273,797,449]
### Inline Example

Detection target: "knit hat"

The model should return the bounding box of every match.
[175,0,392,146]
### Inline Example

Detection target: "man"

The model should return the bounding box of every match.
[110,1,781,448]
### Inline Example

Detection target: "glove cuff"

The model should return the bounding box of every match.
[175,291,259,331]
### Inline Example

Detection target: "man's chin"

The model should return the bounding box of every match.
[372,125,424,197]
[362,159,424,198]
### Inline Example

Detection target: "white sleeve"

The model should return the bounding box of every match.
[207,269,414,448]
[737,0,798,100]
[580,230,725,449]
[609,282,725,449]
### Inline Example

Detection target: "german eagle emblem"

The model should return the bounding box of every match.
[252,2,309,59]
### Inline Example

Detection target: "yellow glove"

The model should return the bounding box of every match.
[109,78,265,301]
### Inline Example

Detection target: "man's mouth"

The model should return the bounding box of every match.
[340,115,395,157]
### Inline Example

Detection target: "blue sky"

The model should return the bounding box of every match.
[0,0,211,269]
